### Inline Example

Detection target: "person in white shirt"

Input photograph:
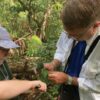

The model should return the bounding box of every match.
[44,0,100,100]
[0,26,47,100]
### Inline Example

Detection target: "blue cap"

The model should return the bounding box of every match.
[0,26,19,49]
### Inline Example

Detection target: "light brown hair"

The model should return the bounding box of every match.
[61,0,100,30]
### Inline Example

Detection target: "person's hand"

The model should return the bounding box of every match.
[48,71,67,84]
[44,62,55,71]
[44,60,61,71]
[32,80,47,92]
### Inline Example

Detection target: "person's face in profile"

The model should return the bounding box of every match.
[0,47,9,60]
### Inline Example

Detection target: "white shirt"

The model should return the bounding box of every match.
[54,29,100,100]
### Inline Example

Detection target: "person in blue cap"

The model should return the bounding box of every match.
[0,26,47,100]
[44,0,100,100]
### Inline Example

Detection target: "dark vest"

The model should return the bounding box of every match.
[0,61,20,100]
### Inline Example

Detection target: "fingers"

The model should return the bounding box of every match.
[35,84,41,89]
[43,63,48,68]
[48,72,66,84]
[48,71,57,76]
[39,82,47,92]
[44,63,51,68]
[43,63,54,71]
[48,73,54,78]
[37,81,47,92]
[48,72,56,81]
[44,63,50,70]
[32,81,47,92]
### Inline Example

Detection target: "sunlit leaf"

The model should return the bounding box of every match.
[31,35,42,46]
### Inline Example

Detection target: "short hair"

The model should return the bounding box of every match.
[61,0,100,30]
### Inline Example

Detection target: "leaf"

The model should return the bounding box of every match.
[39,68,51,84]
[18,12,27,20]
[31,35,42,46]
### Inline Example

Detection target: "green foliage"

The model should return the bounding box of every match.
[36,62,59,100]
[0,0,64,39]
[18,12,27,20]
[39,68,49,83]
[31,35,42,45]
[0,0,65,99]
[26,35,42,56]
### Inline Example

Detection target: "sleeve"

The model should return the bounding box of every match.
[78,74,100,93]
[78,42,100,93]
[54,32,69,63]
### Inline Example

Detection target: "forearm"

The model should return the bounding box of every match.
[0,80,33,99]
[72,77,78,86]
[51,59,62,68]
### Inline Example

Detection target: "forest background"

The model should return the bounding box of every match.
[0,0,65,99]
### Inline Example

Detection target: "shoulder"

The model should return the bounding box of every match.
[60,31,69,39]
[58,31,72,43]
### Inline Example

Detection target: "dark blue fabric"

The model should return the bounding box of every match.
[65,41,87,77]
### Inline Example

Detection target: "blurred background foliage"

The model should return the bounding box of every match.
[0,0,65,99]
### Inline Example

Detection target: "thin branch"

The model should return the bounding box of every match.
[17,0,28,10]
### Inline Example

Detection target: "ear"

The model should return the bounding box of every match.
[94,21,100,28]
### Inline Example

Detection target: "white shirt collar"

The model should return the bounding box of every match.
[86,27,100,46]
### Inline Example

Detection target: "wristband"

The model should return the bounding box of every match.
[65,75,73,85]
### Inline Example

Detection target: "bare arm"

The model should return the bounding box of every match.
[71,77,78,86]
[0,80,47,100]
